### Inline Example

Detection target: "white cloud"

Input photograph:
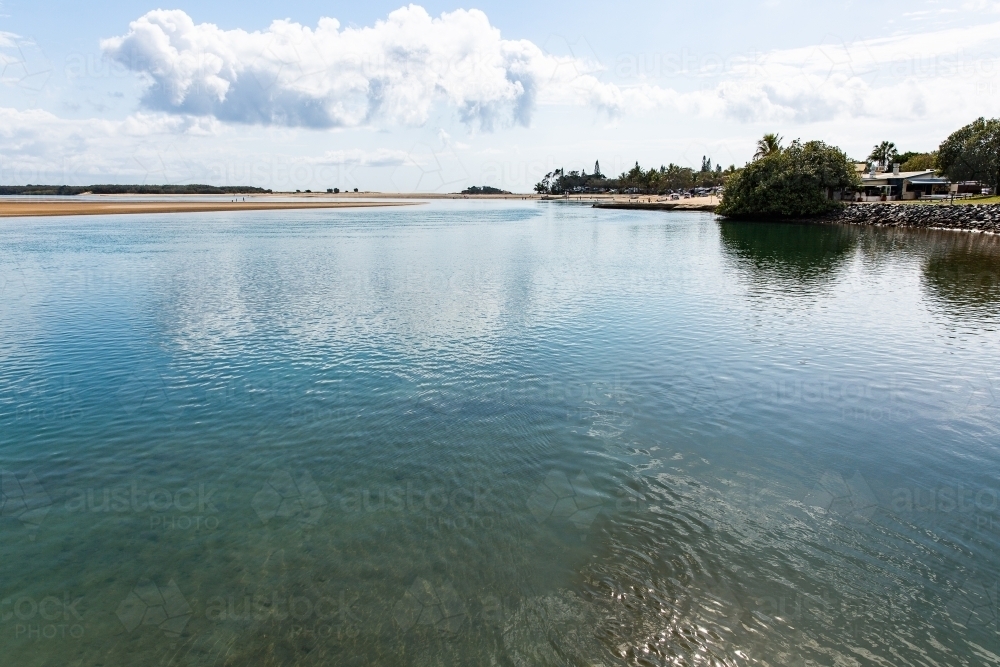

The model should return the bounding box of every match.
[99,6,1000,133]
[100,6,625,131]
[0,106,221,183]
[4,7,1000,190]
[619,21,1000,125]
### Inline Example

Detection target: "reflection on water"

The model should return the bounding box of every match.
[719,220,857,292]
[722,218,1000,326]
[1,204,999,666]
[922,232,1000,321]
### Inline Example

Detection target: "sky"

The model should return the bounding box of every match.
[2,0,1000,192]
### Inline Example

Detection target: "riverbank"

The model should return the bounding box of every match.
[0,199,414,218]
[593,199,717,212]
[825,203,1000,233]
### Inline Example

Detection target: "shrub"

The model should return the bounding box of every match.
[717,141,860,219]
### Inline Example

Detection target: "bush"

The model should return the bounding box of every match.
[717,141,860,219]
[901,153,936,172]
[938,117,1000,190]
[460,186,511,195]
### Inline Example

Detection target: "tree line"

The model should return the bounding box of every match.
[534,158,736,195]
[0,184,272,196]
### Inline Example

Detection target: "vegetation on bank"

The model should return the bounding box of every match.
[717,139,859,219]
[460,186,511,195]
[534,158,735,195]
[860,118,1000,185]
[717,116,1000,219]
[0,184,272,196]
[937,117,1000,192]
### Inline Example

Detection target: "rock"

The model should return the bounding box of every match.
[821,203,1000,233]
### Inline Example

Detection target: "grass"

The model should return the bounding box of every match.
[889,195,1000,205]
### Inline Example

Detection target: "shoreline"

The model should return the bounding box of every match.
[818,203,1000,234]
[593,200,717,212]
[0,199,415,218]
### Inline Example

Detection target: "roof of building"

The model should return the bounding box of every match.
[861,170,940,186]
[861,169,936,181]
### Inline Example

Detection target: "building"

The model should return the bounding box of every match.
[857,165,949,201]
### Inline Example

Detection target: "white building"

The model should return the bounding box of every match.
[857,165,948,201]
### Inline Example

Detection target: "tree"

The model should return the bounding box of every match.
[937,117,1000,191]
[717,140,860,219]
[593,160,603,178]
[868,141,898,170]
[900,152,936,172]
[754,133,783,160]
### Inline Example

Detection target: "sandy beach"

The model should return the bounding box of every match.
[0,192,720,217]
[306,191,720,208]
[0,199,414,218]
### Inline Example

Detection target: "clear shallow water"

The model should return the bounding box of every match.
[1,201,999,666]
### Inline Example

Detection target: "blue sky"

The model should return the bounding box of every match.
[1,0,998,191]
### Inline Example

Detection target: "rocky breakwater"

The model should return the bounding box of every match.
[830,203,1000,233]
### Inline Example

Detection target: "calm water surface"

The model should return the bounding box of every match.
[1,201,999,665]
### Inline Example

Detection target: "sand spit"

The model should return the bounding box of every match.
[0,199,415,218]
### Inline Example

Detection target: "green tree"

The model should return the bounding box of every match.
[937,117,1000,190]
[900,152,937,172]
[754,133,783,160]
[717,140,860,219]
[868,141,898,170]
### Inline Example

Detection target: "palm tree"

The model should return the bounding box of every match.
[868,141,898,171]
[754,133,783,160]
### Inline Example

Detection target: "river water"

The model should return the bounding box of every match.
[1,201,999,665]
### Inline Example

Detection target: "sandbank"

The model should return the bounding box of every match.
[0,199,414,218]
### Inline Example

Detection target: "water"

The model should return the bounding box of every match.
[1,201,999,665]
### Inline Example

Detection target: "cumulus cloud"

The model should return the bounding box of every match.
[101,5,623,130]
[5,9,1000,190]
[100,6,1000,133]
[617,20,1000,125]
